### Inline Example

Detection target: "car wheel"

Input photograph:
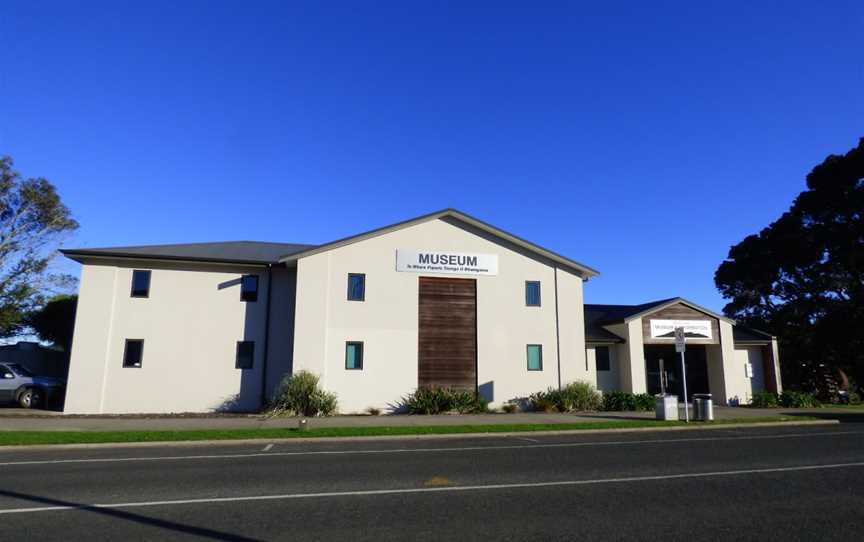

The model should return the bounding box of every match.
[18,388,42,409]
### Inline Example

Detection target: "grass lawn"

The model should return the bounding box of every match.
[0,416,817,447]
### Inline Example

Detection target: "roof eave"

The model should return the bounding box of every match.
[59,249,274,267]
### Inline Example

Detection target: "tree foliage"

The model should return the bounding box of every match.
[26,294,78,351]
[715,138,864,388]
[0,156,78,337]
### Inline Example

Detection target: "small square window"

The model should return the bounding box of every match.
[347,273,365,301]
[527,344,543,371]
[236,341,254,369]
[123,339,144,368]
[345,342,363,370]
[241,275,259,302]
[131,270,151,298]
[525,281,541,307]
[595,346,611,371]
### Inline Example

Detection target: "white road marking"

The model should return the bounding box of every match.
[515,437,539,443]
[262,444,274,452]
[0,429,859,468]
[1,461,862,515]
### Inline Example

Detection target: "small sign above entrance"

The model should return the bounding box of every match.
[650,319,713,340]
[675,327,686,353]
[396,249,498,276]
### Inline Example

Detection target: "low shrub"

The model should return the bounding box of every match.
[530,381,602,412]
[634,393,655,411]
[267,371,338,417]
[366,407,381,416]
[601,391,655,412]
[848,391,862,405]
[779,391,821,408]
[399,387,488,414]
[501,403,519,414]
[751,391,779,408]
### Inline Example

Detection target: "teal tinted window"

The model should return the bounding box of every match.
[347,274,365,301]
[525,281,541,306]
[123,339,144,368]
[131,270,151,297]
[527,344,543,371]
[346,342,364,370]
[241,275,259,302]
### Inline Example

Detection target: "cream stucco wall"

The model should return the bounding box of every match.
[604,321,646,393]
[733,346,767,404]
[65,260,288,414]
[588,345,619,392]
[292,217,588,413]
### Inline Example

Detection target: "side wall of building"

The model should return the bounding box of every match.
[292,218,587,413]
[264,266,297,398]
[587,344,620,392]
[64,260,293,414]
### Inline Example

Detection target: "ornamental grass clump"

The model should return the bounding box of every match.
[400,387,488,414]
[530,381,602,412]
[267,371,338,417]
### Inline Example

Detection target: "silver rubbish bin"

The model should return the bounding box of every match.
[693,394,714,421]
[655,394,679,421]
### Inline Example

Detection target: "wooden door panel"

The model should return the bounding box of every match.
[418,277,477,391]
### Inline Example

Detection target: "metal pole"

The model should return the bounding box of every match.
[680,351,689,423]
[659,358,666,395]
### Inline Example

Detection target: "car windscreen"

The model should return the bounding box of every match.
[7,363,34,377]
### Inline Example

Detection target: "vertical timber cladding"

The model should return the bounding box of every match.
[418,277,477,391]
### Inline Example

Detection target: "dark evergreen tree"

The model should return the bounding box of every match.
[716,138,864,391]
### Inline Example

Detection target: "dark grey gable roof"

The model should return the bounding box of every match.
[583,300,678,343]
[733,326,775,343]
[61,241,316,265]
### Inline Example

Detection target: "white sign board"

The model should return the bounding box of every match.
[650,319,713,340]
[674,327,686,353]
[396,249,498,276]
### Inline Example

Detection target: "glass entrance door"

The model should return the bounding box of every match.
[645,345,709,399]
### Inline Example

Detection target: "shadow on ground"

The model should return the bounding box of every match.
[0,489,262,542]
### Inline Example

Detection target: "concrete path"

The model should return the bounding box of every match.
[0,405,858,432]
[0,424,862,540]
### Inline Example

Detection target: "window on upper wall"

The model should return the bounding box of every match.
[123,339,144,368]
[240,275,259,302]
[525,281,541,306]
[235,341,254,369]
[527,344,543,371]
[595,346,611,371]
[347,273,365,301]
[345,342,364,370]
[130,270,151,298]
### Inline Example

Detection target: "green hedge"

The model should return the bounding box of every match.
[749,390,821,408]
[779,391,821,408]
[601,391,655,412]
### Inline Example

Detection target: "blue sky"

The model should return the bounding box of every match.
[2,1,861,311]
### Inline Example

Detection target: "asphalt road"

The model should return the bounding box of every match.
[0,425,862,541]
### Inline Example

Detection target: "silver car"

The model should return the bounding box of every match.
[0,363,65,408]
